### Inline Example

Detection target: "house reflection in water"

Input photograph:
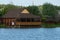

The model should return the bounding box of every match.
[1,8,41,28]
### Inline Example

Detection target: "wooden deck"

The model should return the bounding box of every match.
[16,22,41,26]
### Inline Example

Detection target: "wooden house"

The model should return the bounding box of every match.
[1,8,41,27]
[43,15,55,23]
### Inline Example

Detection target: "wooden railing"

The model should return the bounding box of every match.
[16,22,41,25]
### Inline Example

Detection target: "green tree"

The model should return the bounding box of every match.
[55,6,60,10]
[0,11,2,16]
[42,3,58,18]
[27,6,40,15]
[0,5,5,16]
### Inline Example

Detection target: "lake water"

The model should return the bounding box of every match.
[0,28,60,40]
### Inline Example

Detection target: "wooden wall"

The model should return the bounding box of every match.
[0,18,2,24]
[3,18,15,26]
[2,18,41,27]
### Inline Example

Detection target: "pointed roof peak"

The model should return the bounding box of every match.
[21,9,29,14]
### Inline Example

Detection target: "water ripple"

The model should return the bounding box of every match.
[0,28,60,40]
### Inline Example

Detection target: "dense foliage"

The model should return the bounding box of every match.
[42,3,58,17]
[27,6,40,15]
[0,3,60,17]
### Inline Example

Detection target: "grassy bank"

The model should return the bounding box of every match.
[0,23,60,28]
[42,23,60,28]
[0,24,6,28]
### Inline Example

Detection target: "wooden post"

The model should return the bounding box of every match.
[19,23,20,28]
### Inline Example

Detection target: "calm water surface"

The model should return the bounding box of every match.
[0,28,60,40]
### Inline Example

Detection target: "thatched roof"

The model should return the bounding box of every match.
[16,13,40,19]
[2,8,40,19]
[2,8,24,18]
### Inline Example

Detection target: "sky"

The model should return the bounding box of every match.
[0,0,60,6]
